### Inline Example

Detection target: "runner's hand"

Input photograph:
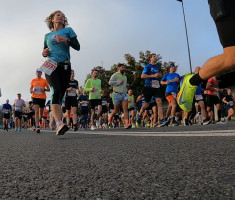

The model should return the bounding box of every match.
[42,48,49,57]
[55,35,67,43]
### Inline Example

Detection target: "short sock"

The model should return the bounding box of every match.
[189,73,203,86]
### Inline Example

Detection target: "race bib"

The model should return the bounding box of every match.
[92,88,99,94]
[34,87,43,95]
[102,100,107,106]
[229,101,234,106]
[195,95,203,101]
[171,92,177,99]
[68,88,77,97]
[40,58,57,75]
[81,101,88,107]
[3,109,10,114]
[152,80,160,88]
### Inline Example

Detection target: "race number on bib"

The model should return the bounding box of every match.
[34,87,43,95]
[152,80,160,88]
[40,58,57,75]
[195,95,203,101]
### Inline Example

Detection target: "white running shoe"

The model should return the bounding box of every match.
[91,125,96,131]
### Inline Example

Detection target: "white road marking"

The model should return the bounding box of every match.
[43,129,235,137]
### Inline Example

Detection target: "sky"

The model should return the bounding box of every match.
[0,0,223,105]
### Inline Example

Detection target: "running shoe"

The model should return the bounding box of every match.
[136,115,142,127]
[36,128,40,133]
[131,123,136,128]
[56,123,69,135]
[14,128,18,132]
[202,119,212,125]
[177,74,198,112]
[90,125,96,131]
[18,128,21,132]
[171,120,179,127]
[159,119,167,127]
[216,120,226,125]
[125,123,132,129]
[73,126,78,131]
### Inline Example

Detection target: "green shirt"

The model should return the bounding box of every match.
[84,78,101,100]
[128,95,135,109]
[109,72,128,94]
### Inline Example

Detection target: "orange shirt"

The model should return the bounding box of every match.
[31,78,49,99]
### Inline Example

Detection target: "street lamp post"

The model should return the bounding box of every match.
[177,0,192,74]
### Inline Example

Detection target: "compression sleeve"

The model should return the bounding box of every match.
[68,37,80,51]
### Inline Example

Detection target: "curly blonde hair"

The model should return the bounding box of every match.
[45,10,69,30]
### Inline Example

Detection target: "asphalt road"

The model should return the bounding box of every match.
[0,123,234,199]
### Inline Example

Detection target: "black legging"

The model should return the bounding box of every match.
[45,63,71,104]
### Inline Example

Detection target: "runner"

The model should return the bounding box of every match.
[42,10,80,135]
[13,93,26,132]
[1,99,12,132]
[100,90,109,128]
[191,67,211,125]
[65,69,79,131]
[160,63,180,126]
[206,76,224,123]
[136,53,168,127]
[84,69,102,130]
[127,89,136,128]
[222,88,234,123]
[178,0,235,111]
[108,63,132,129]
[78,90,89,130]
[30,68,50,133]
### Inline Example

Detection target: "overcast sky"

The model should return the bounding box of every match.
[0,0,222,105]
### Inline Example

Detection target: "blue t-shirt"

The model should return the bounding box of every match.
[2,104,12,113]
[44,27,77,62]
[161,72,180,93]
[142,64,160,87]
[195,84,202,95]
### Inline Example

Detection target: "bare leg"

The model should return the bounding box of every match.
[199,47,235,80]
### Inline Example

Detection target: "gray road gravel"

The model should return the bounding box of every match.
[0,124,234,199]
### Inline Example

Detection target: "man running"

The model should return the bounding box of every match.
[108,63,132,129]
[206,76,224,123]
[78,90,89,130]
[13,93,26,132]
[136,53,168,127]
[30,68,50,133]
[178,0,235,111]
[84,69,102,130]
[1,99,12,132]
[65,69,79,131]
[127,89,136,128]
[160,63,180,126]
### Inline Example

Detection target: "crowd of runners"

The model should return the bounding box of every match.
[2,0,235,135]
[1,56,234,133]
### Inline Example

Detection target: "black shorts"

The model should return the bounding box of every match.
[143,87,162,103]
[32,98,46,108]
[102,106,108,114]
[80,108,89,115]
[207,95,221,108]
[15,111,23,119]
[3,113,10,119]
[209,0,235,48]
[45,63,71,104]
[62,107,66,114]
[128,107,135,112]
[148,102,157,110]
[90,99,102,109]
[65,96,78,110]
